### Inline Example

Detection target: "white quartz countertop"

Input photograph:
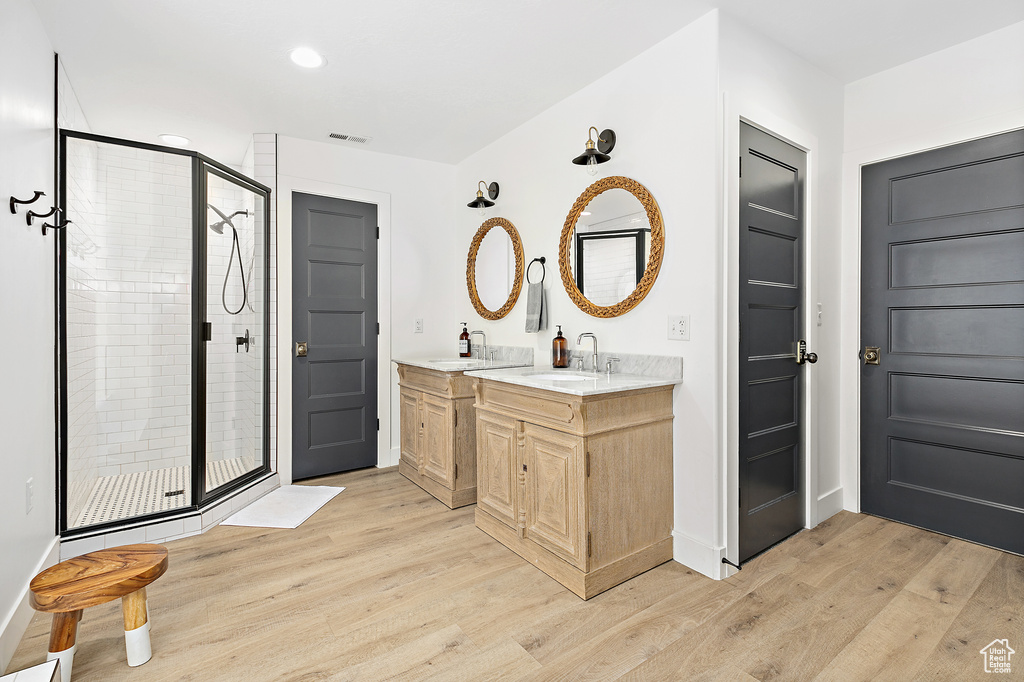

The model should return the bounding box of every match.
[464,366,680,396]
[394,357,533,372]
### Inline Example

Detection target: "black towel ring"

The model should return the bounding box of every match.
[526,256,546,284]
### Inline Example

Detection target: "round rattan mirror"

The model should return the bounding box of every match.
[559,176,664,317]
[467,217,525,320]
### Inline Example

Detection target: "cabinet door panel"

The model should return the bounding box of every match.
[399,388,421,469]
[477,412,518,528]
[523,423,587,569]
[421,394,454,486]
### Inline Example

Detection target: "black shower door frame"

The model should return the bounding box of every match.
[57,129,272,536]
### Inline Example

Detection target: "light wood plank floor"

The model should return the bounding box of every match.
[9,467,1023,680]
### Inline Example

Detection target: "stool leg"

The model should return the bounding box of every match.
[47,610,80,682]
[121,587,152,666]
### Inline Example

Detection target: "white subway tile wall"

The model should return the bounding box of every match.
[249,133,278,474]
[64,137,194,527]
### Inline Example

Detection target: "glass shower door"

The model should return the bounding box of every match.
[203,167,268,495]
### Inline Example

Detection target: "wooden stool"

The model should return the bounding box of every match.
[29,544,168,682]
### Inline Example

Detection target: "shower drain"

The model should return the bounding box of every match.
[164,489,186,497]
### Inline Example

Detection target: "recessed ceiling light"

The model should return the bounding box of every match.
[290,47,325,69]
[159,134,190,147]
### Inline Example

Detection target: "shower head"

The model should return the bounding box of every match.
[208,203,231,234]
[207,204,250,234]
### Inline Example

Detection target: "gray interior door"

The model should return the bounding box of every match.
[861,129,1024,554]
[738,122,808,562]
[292,191,378,479]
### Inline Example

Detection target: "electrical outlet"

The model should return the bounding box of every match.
[668,314,690,341]
[414,318,423,334]
[26,478,33,515]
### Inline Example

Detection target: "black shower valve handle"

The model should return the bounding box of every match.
[235,329,251,353]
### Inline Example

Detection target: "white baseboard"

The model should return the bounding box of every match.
[672,530,727,580]
[817,486,845,523]
[1,537,60,674]
[384,446,401,468]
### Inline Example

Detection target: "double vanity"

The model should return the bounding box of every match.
[397,173,679,599]
[396,357,678,599]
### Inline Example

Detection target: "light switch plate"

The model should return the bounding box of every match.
[414,318,423,333]
[668,314,690,341]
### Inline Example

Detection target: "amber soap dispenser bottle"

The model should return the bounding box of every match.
[459,322,471,357]
[552,325,569,368]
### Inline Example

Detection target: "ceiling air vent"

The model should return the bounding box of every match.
[329,132,372,144]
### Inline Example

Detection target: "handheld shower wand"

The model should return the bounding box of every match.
[207,203,251,315]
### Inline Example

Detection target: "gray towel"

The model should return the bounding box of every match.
[524,282,546,333]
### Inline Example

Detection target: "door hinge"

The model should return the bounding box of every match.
[739,487,742,509]
[585,451,590,477]
[376,226,380,239]
[587,532,592,558]
[203,322,212,341]
[377,418,380,431]
[453,410,457,428]
[739,156,742,178]
[454,463,458,479]
[377,322,380,335]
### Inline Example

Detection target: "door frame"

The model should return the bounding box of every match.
[722,95,821,577]
[837,114,1024,521]
[277,175,392,484]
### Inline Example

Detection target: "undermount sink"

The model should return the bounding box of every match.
[527,373,596,382]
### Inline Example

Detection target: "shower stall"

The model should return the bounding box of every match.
[58,131,271,534]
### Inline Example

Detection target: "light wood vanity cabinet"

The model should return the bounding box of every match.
[397,364,479,508]
[474,379,674,599]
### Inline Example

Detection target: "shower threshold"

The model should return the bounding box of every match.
[73,456,256,528]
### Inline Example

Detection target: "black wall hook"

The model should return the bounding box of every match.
[9,191,45,214]
[41,217,72,236]
[26,206,59,226]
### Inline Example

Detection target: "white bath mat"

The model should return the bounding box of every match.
[221,485,344,529]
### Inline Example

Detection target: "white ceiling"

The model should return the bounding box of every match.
[32,0,1024,166]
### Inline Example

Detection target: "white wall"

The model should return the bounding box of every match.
[275,137,457,483]
[455,12,724,575]
[718,13,845,574]
[0,0,60,670]
[838,21,1024,512]
[452,10,848,578]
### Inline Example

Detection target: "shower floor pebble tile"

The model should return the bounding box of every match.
[73,455,255,528]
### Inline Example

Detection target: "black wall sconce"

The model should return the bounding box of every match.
[572,127,616,175]
[467,180,499,216]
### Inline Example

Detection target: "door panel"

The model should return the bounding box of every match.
[861,128,1024,555]
[476,412,518,529]
[399,389,420,470]
[421,394,454,486]
[523,423,586,569]
[293,192,377,479]
[738,122,808,562]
